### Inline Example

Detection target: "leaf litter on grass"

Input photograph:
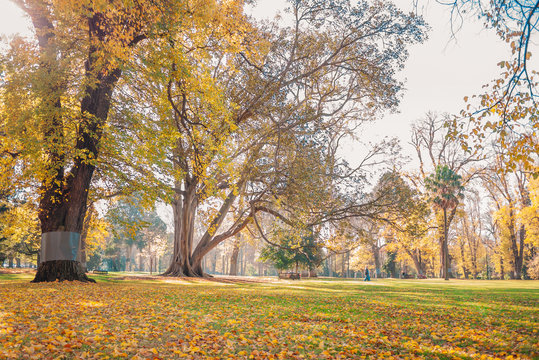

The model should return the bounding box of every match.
[0,276,537,359]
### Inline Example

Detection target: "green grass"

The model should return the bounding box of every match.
[0,273,537,359]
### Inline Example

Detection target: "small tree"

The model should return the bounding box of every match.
[259,234,323,275]
[425,165,464,280]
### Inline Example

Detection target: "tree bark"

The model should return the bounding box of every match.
[443,209,449,280]
[372,244,381,278]
[405,247,424,276]
[229,236,241,276]
[458,237,469,279]
[164,176,250,278]
[341,253,346,278]
[162,181,199,277]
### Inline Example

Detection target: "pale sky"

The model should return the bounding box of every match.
[0,0,527,168]
[247,0,518,169]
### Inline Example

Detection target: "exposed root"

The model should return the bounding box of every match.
[31,260,96,283]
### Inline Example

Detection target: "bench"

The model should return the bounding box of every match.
[278,272,300,280]
[92,270,109,274]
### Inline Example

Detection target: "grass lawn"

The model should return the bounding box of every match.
[0,272,537,359]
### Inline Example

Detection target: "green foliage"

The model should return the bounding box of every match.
[260,233,323,272]
[102,196,167,271]
[383,250,398,278]
[425,165,465,212]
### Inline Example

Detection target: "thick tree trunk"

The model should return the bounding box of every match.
[32,260,90,282]
[163,182,199,277]
[165,177,248,278]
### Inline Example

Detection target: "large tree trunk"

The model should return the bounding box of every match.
[31,9,132,283]
[164,178,247,278]
[163,182,200,277]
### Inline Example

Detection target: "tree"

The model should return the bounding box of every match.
[382,175,432,277]
[259,232,323,275]
[104,195,167,273]
[141,0,425,277]
[454,191,485,279]
[425,165,464,280]
[479,144,534,279]
[409,113,479,278]
[1,0,236,281]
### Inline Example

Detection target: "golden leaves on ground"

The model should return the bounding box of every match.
[0,278,537,359]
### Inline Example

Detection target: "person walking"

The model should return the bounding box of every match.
[364,267,370,281]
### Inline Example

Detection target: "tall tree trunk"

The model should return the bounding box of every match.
[31,10,132,282]
[212,251,217,274]
[515,224,525,279]
[229,236,241,276]
[443,209,449,280]
[241,249,246,276]
[165,174,251,278]
[507,208,523,279]
[163,182,198,277]
[458,238,469,279]
[346,251,350,278]
[500,254,505,279]
[341,253,346,278]
[372,245,381,278]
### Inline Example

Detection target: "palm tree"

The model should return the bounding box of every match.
[425,165,464,280]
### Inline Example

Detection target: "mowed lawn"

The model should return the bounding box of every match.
[0,273,537,359]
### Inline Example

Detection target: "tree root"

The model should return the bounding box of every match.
[31,260,96,283]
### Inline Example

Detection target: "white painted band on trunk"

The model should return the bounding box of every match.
[41,232,80,263]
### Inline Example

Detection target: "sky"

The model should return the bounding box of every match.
[245,0,516,169]
[0,0,524,166]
